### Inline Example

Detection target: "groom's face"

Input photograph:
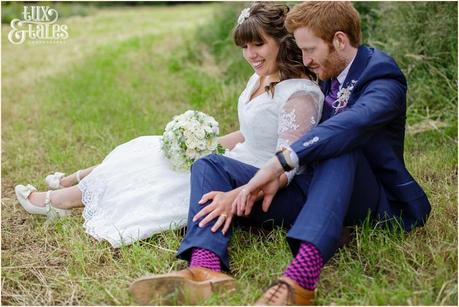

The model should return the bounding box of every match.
[294,27,347,81]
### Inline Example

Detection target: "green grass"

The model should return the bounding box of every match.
[2,2,457,306]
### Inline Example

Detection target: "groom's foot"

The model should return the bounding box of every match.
[129,267,236,305]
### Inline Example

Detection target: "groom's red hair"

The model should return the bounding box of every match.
[285,1,361,48]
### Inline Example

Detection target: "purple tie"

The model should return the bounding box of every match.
[324,78,340,110]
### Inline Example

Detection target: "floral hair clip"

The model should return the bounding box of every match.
[237,7,251,25]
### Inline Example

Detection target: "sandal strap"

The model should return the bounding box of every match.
[76,170,81,183]
[44,190,60,219]
[44,190,52,210]
[264,279,295,305]
[43,190,71,219]
[45,190,63,211]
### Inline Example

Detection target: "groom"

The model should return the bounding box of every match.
[130,2,431,305]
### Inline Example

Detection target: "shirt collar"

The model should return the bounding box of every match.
[336,53,357,88]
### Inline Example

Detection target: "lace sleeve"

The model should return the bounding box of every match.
[277,91,321,184]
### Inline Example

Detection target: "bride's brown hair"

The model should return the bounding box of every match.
[233,2,316,95]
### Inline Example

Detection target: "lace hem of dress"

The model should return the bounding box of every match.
[78,173,108,241]
[78,172,190,247]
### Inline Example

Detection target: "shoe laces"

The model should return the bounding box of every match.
[264,279,294,305]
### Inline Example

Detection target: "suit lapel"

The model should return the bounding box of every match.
[342,45,372,107]
[343,45,372,87]
[319,46,372,119]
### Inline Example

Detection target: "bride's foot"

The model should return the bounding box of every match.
[45,170,81,189]
[28,191,47,207]
[15,184,72,219]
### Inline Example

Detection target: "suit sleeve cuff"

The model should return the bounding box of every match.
[285,168,297,185]
[285,145,299,169]
[283,145,299,186]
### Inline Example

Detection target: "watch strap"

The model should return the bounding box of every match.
[275,150,293,172]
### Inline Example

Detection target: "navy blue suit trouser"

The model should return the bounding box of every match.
[177,150,387,270]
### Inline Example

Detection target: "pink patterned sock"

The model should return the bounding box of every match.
[283,241,323,290]
[190,248,221,272]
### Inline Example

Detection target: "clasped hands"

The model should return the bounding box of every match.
[192,155,286,235]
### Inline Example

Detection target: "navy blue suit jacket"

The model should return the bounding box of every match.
[290,45,431,231]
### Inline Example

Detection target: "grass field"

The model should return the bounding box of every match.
[2,3,457,305]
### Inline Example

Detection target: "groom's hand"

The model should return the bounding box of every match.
[232,155,285,216]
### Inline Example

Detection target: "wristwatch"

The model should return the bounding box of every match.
[275,149,293,172]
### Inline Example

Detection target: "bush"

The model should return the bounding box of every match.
[193,3,253,84]
[1,1,24,24]
[366,2,457,123]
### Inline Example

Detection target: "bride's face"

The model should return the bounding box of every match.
[242,32,280,77]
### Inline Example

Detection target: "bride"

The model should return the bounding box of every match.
[15,2,324,248]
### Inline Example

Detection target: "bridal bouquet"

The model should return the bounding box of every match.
[161,110,223,171]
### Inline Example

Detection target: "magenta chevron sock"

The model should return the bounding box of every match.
[283,241,323,290]
[190,248,221,272]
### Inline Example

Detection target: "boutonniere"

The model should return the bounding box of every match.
[333,80,357,113]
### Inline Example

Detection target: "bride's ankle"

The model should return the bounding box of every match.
[48,191,68,209]
[28,191,66,209]
[60,175,75,187]
[60,170,82,187]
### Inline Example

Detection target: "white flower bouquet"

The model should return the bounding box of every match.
[161,110,224,171]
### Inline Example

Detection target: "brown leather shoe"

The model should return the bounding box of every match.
[338,226,354,248]
[255,276,314,306]
[129,267,236,305]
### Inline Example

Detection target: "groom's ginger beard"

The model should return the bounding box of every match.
[313,44,347,81]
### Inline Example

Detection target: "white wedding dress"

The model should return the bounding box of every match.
[79,73,324,247]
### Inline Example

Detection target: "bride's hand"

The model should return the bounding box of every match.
[192,191,235,235]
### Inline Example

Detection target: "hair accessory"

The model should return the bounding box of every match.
[237,7,251,25]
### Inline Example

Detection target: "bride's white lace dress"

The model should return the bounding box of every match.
[79,73,324,247]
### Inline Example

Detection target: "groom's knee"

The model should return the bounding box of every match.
[190,154,231,194]
[200,153,227,165]
[192,153,224,169]
[191,154,217,174]
[313,149,362,174]
[191,154,228,178]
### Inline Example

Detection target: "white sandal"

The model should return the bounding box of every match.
[45,172,65,189]
[45,170,81,190]
[15,184,71,219]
